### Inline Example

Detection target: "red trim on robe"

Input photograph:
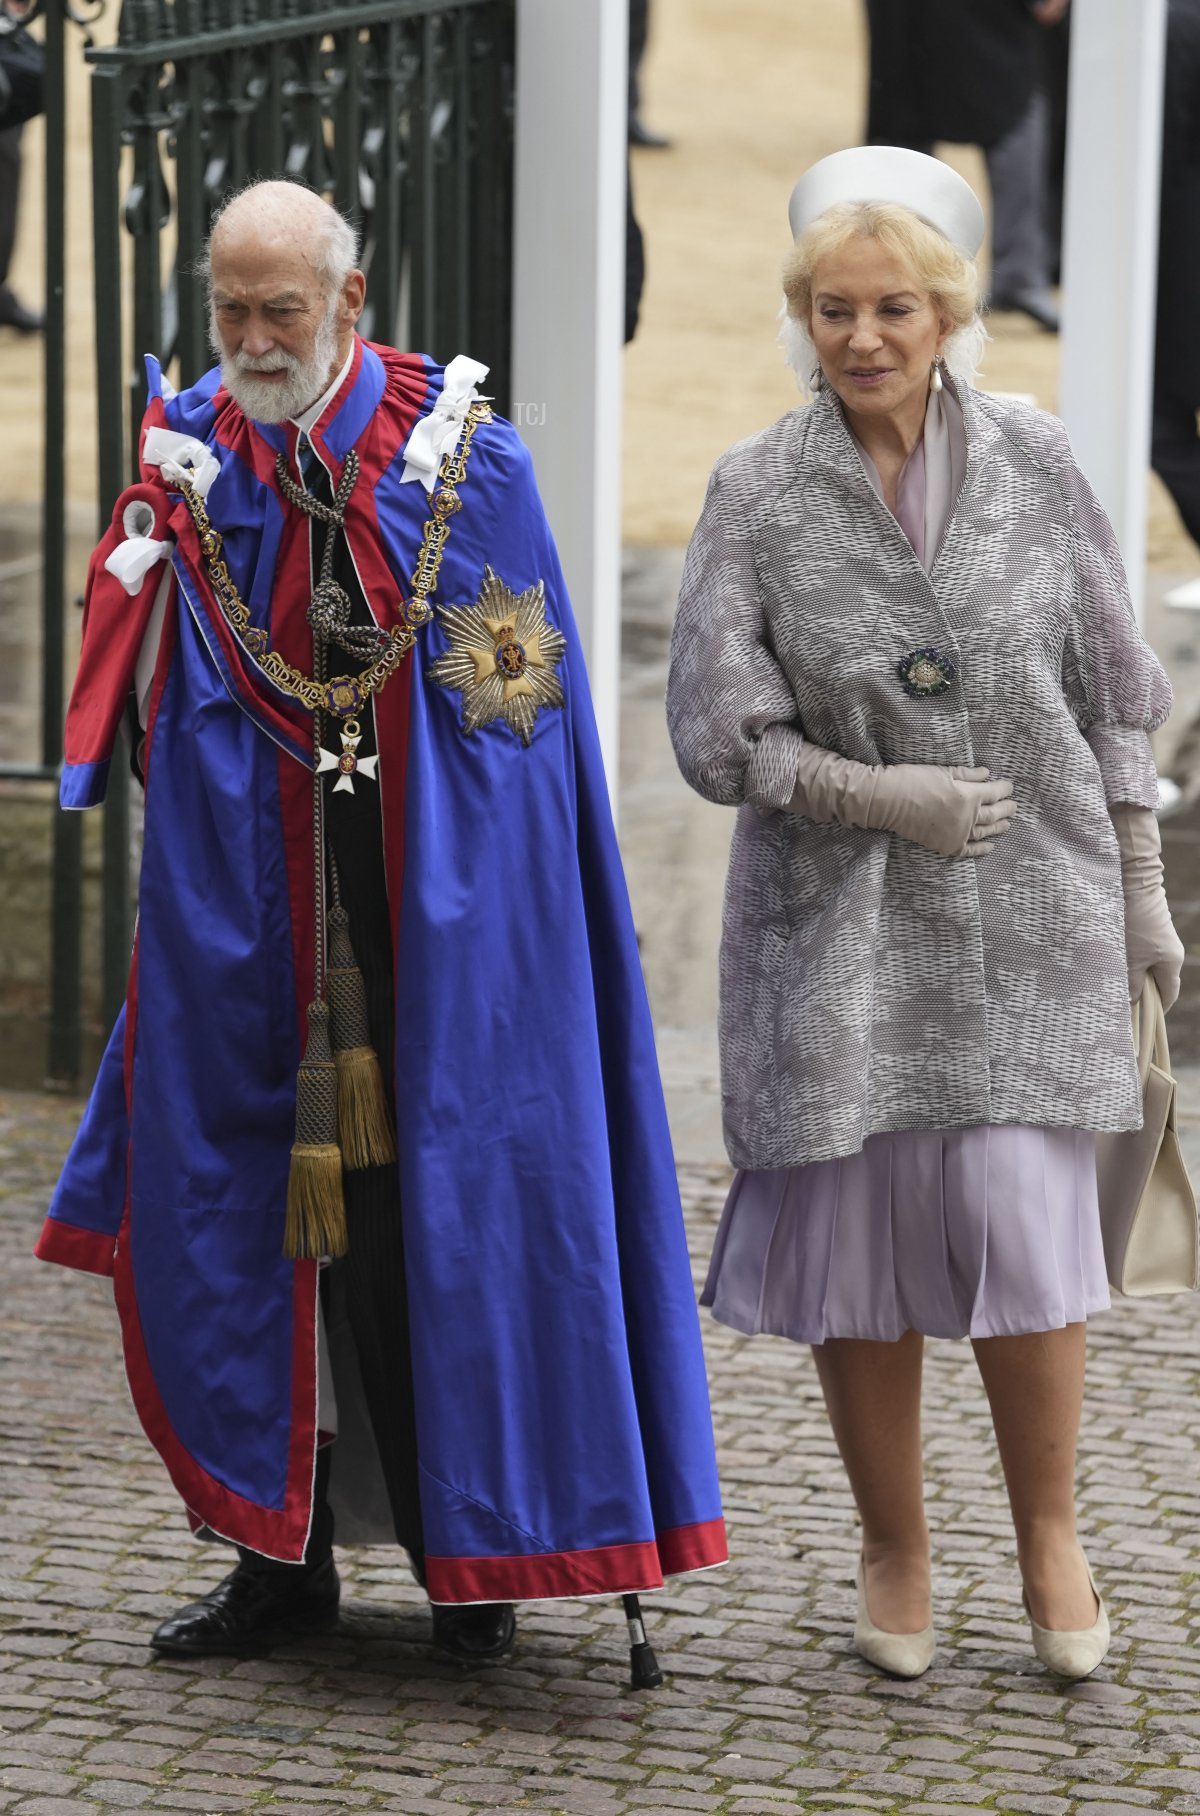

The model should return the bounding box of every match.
[656,1517,730,1578]
[113,1189,321,1562]
[109,761,319,1564]
[33,1220,117,1277]
[423,1518,729,1605]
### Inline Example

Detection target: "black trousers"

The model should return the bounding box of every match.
[0,125,21,289]
[1152,378,1200,554]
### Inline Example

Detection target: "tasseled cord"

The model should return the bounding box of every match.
[286,598,350,1260]
[327,902,396,1169]
[286,999,348,1258]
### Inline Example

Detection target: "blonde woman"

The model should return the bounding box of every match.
[667,147,1183,1681]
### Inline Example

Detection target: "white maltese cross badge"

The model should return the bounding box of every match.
[317,718,379,794]
[429,567,566,746]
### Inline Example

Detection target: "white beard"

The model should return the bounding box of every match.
[213,298,341,424]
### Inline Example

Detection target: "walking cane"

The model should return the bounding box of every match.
[621,1592,664,1688]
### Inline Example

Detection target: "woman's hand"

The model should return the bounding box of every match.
[865,764,1016,859]
[787,743,1016,859]
[1110,803,1185,1010]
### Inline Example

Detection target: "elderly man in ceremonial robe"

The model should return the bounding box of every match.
[39,179,726,1663]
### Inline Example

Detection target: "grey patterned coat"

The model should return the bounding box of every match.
[666,381,1172,1170]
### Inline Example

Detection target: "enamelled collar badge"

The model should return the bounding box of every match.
[896,646,956,698]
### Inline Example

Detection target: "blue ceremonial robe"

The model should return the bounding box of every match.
[37,339,727,1600]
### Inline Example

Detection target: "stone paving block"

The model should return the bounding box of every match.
[725,1802,810,1815]
[1065,1791,1159,1808]
[155,1796,252,1812]
[12,1802,105,1816]
[73,1784,157,1809]
[1073,1808,1172,1816]
[81,1739,177,1769]
[262,1792,375,1808]
[905,1807,995,1816]
[0,1773,76,1800]
[991,1796,1071,1815]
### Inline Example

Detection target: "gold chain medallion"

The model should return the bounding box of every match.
[175,401,492,720]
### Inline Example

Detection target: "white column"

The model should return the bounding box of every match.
[511,0,628,797]
[1059,0,1167,626]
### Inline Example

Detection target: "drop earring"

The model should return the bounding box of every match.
[809,365,824,394]
[930,358,944,394]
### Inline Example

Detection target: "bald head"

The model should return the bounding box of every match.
[202,181,366,423]
[205,180,359,297]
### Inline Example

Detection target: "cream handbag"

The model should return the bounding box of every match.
[1096,974,1199,1297]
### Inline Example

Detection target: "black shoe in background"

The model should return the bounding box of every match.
[0,286,44,333]
[629,116,672,149]
[149,1554,340,1657]
[431,1598,517,1663]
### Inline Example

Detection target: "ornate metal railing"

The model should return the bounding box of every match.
[30,0,516,1080]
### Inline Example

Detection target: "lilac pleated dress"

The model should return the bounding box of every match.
[701,390,1111,1344]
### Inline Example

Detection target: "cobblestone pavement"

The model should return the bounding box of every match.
[3,1091,1200,1816]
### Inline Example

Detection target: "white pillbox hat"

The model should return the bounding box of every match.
[788,146,986,258]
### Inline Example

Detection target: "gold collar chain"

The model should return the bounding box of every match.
[175,400,492,720]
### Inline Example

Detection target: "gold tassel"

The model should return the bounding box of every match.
[285,1001,348,1259]
[326,905,396,1169]
[335,1046,396,1169]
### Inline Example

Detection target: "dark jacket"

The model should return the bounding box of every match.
[1157,0,1200,396]
[864,0,1040,150]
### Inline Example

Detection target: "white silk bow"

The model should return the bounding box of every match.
[103,496,175,597]
[400,353,490,489]
[142,426,221,499]
[105,427,222,597]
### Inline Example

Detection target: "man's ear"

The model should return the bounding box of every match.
[342,269,366,328]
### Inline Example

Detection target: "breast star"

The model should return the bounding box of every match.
[429,567,567,746]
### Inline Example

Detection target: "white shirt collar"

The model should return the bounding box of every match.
[290,342,356,438]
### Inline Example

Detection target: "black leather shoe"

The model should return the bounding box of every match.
[0,287,44,333]
[431,1599,516,1663]
[149,1555,340,1656]
[987,288,1060,333]
[629,116,672,150]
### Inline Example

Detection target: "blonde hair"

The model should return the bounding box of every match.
[780,200,987,397]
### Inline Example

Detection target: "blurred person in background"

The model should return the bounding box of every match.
[1152,0,1200,552]
[629,0,670,149]
[863,0,1070,331]
[668,146,1183,1684]
[0,0,44,333]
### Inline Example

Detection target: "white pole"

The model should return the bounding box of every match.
[1059,0,1167,627]
[511,0,628,798]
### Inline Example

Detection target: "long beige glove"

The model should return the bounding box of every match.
[1110,802,1185,1010]
[786,739,1016,859]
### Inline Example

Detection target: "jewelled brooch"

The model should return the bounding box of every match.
[896,646,956,698]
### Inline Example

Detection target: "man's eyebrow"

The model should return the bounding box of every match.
[211,290,307,308]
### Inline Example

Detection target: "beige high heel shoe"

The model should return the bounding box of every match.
[854,1555,935,1679]
[1023,1555,1110,1679]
